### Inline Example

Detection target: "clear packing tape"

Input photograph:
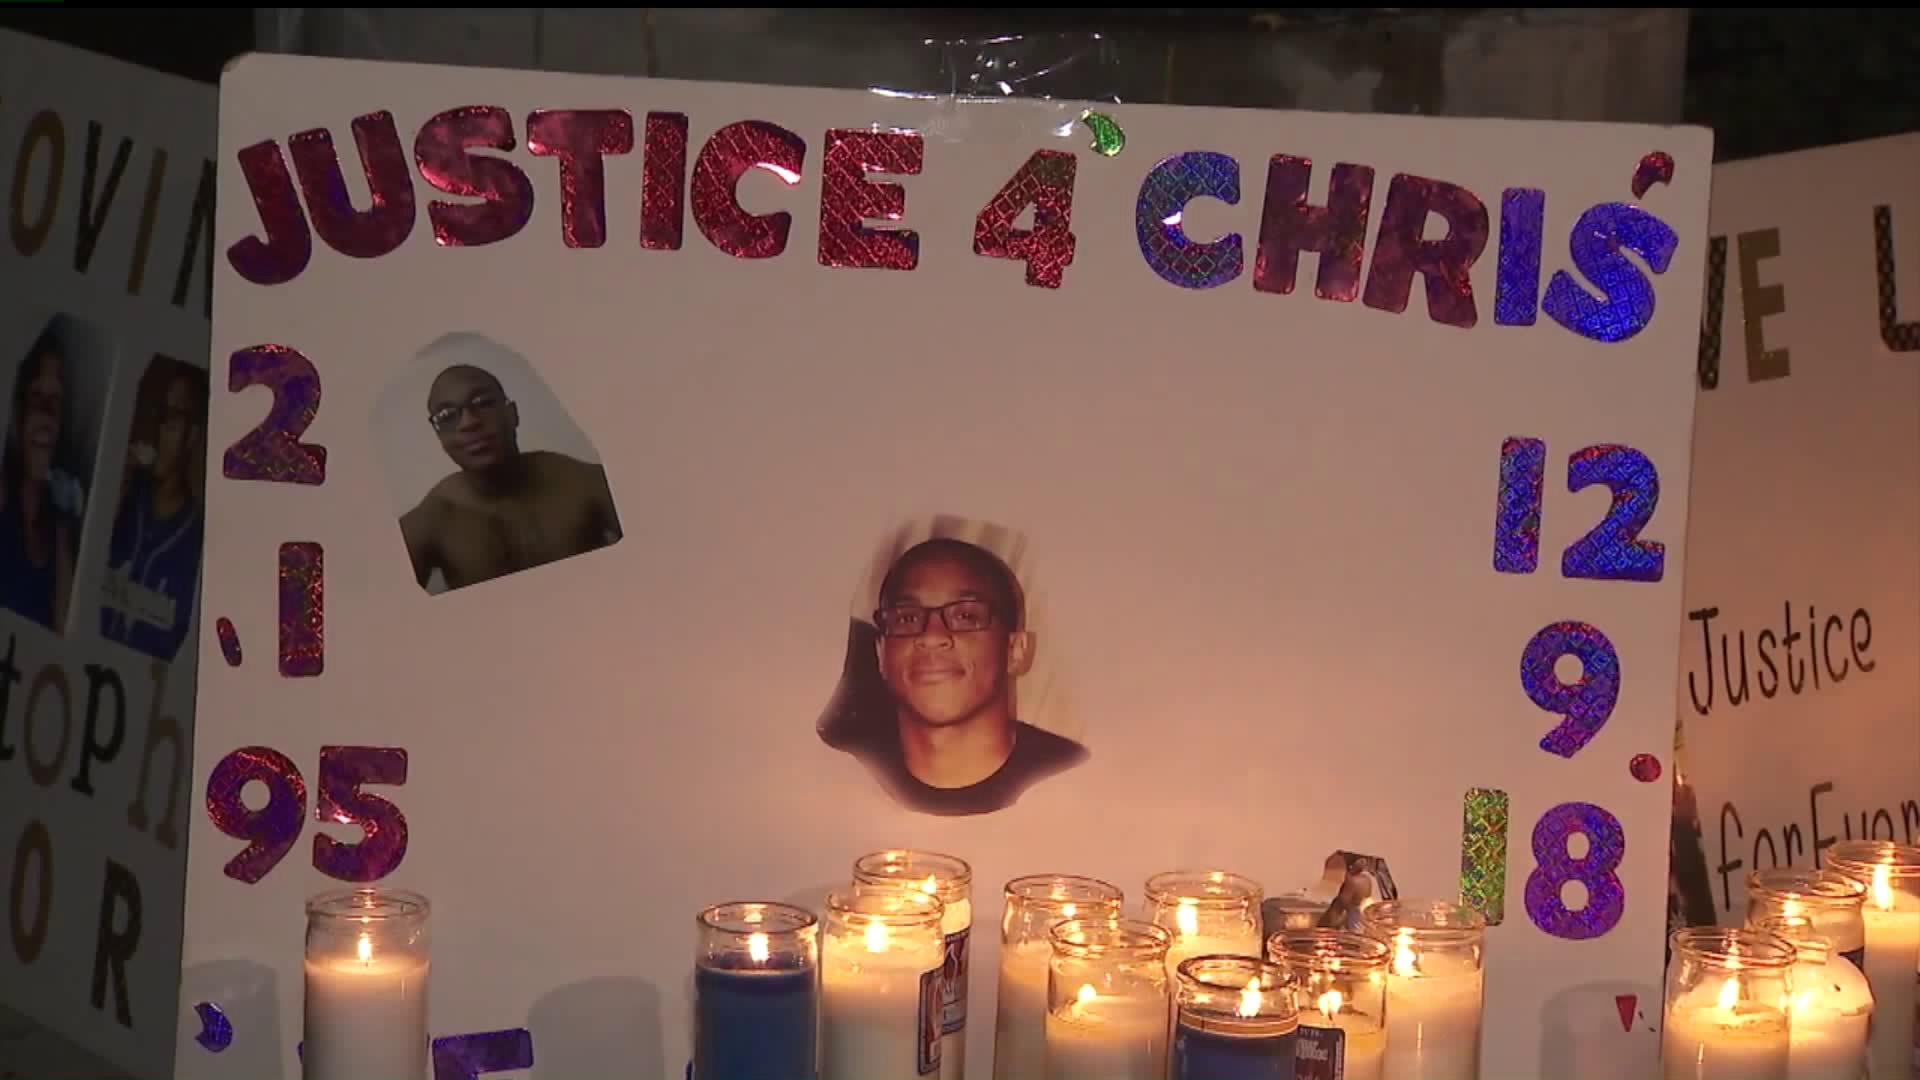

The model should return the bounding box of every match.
[251,8,1690,123]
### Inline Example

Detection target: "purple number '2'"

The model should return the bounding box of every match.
[1524,801,1626,941]
[1562,445,1664,582]
[223,345,327,485]
[1520,622,1619,758]
[433,1028,535,1080]
[314,746,411,883]
[205,747,307,884]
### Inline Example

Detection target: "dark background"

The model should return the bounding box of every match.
[1,8,1916,161]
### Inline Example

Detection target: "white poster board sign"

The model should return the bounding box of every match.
[1679,133,1920,1023]
[180,52,1712,1080]
[0,26,215,1080]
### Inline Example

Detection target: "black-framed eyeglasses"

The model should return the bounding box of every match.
[873,600,997,638]
[428,392,507,434]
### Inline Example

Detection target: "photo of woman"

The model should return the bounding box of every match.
[0,318,98,634]
[98,353,209,662]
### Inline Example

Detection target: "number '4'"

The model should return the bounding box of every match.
[973,149,1078,289]
[1492,438,1665,583]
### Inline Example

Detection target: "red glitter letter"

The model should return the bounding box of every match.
[817,128,923,271]
[528,110,635,249]
[1361,174,1490,328]
[1253,155,1375,302]
[287,112,416,260]
[413,106,534,248]
[640,112,688,251]
[691,120,806,260]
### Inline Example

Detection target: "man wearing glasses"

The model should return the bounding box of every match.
[397,347,621,594]
[861,537,1086,815]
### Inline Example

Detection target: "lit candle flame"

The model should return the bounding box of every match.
[1237,977,1263,1018]
[1781,898,1803,920]
[1061,903,1077,918]
[1871,864,1895,912]
[921,875,939,895]
[1317,990,1343,1022]
[1176,900,1200,937]
[1392,931,1417,977]
[1716,976,1739,1011]
[356,934,372,965]
[748,932,770,963]
[1074,983,1098,1017]
[864,920,889,953]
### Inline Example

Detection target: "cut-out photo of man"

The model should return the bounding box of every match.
[818,527,1086,816]
[388,333,623,595]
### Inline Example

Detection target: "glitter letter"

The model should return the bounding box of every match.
[1361,174,1489,328]
[528,110,635,249]
[1253,155,1373,302]
[414,106,534,248]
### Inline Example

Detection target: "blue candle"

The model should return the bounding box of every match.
[694,902,821,1080]
[1171,1021,1297,1080]
[693,959,818,1080]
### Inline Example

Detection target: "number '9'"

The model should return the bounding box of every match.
[1519,622,1619,758]
[206,745,410,884]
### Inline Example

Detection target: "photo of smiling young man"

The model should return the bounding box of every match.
[818,524,1087,817]
[384,332,624,596]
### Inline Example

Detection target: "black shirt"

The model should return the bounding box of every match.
[861,721,1088,817]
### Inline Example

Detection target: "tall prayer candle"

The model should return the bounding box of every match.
[1171,956,1299,1080]
[1269,928,1390,1080]
[1661,927,1794,1080]
[302,888,430,1080]
[994,875,1125,1080]
[1146,871,1266,981]
[1044,917,1171,1080]
[855,850,974,1080]
[821,888,946,1080]
[1362,899,1486,1080]
[1753,915,1873,1080]
[1743,869,1869,971]
[1824,841,1920,1080]
[693,901,819,1080]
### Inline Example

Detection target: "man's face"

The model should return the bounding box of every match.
[17,352,63,478]
[428,368,515,470]
[153,377,195,481]
[875,552,1019,728]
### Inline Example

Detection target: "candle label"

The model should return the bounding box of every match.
[917,966,943,1076]
[1294,1024,1348,1080]
[939,929,970,1036]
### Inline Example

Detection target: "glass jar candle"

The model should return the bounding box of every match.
[1662,927,1795,1080]
[820,887,946,1080]
[1824,840,1920,1080]
[1263,893,1329,938]
[693,901,819,1080]
[1269,928,1390,1080]
[1045,917,1172,1080]
[993,875,1124,1080]
[1146,870,1266,979]
[1361,899,1485,1080]
[854,850,973,1080]
[1744,868,1868,968]
[1171,956,1299,1080]
[302,888,430,1080]
[1753,915,1873,1080]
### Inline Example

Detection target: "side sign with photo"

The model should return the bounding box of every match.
[0,27,216,1080]
[182,52,1713,1080]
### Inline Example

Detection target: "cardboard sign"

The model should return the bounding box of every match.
[1680,135,1920,918]
[181,52,1713,1080]
[0,27,216,1080]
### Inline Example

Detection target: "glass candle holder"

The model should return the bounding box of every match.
[1268,928,1391,1080]
[1753,915,1873,1080]
[820,888,945,1080]
[993,875,1124,1080]
[1262,893,1329,938]
[1662,927,1796,1080]
[1361,899,1486,1080]
[853,850,973,1080]
[1146,870,1266,979]
[1824,840,1920,1080]
[1744,868,1868,967]
[1171,956,1299,1080]
[1045,917,1172,1080]
[302,887,430,1080]
[693,901,819,1080]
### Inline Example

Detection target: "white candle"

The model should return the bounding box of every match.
[302,935,429,1080]
[1858,869,1919,1080]
[1381,953,1484,1080]
[821,911,947,1080]
[854,851,973,1080]
[1045,986,1167,1080]
[1166,929,1266,977]
[1298,994,1386,1080]
[994,940,1052,1080]
[1662,976,1790,1080]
